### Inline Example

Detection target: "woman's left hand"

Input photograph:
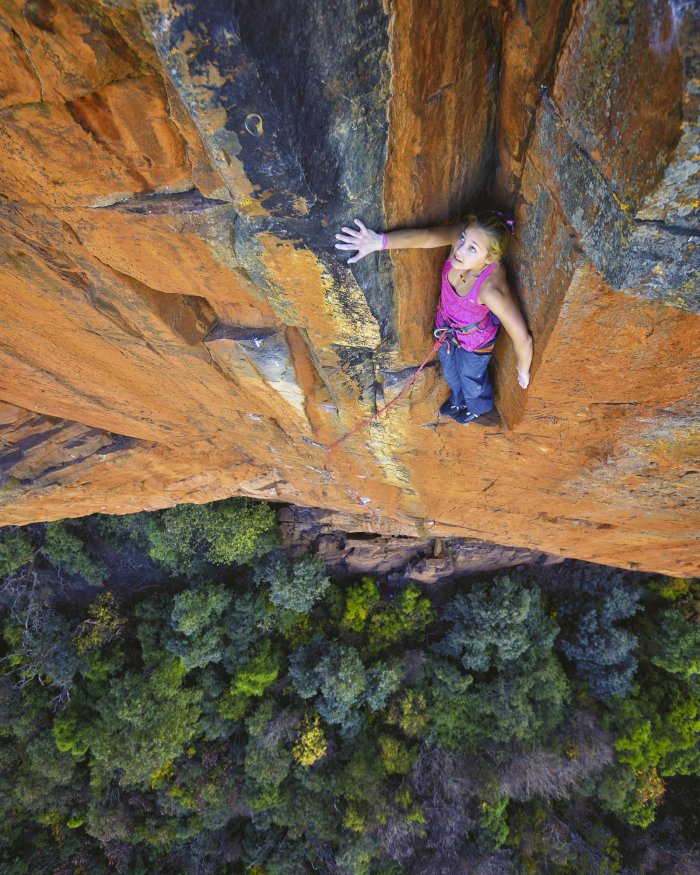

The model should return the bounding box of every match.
[335,219,384,263]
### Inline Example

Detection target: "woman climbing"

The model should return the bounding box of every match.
[335,214,533,425]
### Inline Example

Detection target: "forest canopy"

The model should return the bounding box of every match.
[0,501,698,874]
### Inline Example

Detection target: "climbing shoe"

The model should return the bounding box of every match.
[452,407,481,425]
[439,400,466,420]
[471,408,500,426]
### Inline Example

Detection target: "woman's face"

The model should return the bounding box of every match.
[452,224,492,271]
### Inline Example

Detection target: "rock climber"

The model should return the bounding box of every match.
[335,213,533,425]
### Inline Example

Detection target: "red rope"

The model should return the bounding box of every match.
[326,336,444,454]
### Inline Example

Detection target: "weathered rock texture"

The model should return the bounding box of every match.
[278,506,562,584]
[0,0,698,576]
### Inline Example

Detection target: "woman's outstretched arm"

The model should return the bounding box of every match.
[335,219,463,264]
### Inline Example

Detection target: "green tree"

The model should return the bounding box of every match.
[293,712,328,767]
[440,649,569,751]
[604,676,700,827]
[88,657,203,789]
[427,659,474,750]
[218,640,280,721]
[168,583,233,671]
[203,498,279,564]
[222,589,275,670]
[72,591,125,657]
[559,582,641,701]
[364,660,402,712]
[340,577,381,632]
[431,576,568,750]
[435,575,557,671]
[145,498,278,573]
[650,606,700,681]
[41,522,106,586]
[255,554,330,613]
[244,701,293,811]
[367,584,433,653]
[289,638,367,735]
[0,528,34,576]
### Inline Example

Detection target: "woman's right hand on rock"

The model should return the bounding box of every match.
[335,219,384,264]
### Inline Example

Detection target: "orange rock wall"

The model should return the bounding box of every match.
[0,0,698,576]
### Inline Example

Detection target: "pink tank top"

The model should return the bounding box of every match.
[435,258,500,352]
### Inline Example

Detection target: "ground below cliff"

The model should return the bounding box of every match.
[0,0,698,575]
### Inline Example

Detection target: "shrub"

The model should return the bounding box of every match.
[378,735,415,775]
[386,688,430,740]
[479,797,509,849]
[646,577,692,601]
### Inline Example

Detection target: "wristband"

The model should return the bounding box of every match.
[381,233,387,251]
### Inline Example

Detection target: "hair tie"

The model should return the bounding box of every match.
[492,210,515,234]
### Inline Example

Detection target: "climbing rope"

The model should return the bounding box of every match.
[324,334,446,454]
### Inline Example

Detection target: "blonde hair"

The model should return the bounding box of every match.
[465,212,513,263]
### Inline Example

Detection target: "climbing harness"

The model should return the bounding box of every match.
[433,313,495,354]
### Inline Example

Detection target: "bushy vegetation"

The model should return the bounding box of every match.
[0,503,697,875]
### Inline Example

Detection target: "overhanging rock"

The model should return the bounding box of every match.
[204,323,308,425]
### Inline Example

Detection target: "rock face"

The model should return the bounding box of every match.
[0,0,697,576]
[278,506,562,584]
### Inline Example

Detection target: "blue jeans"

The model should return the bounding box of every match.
[438,343,495,415]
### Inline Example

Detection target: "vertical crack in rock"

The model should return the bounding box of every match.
[528,96,634,289]
[496,0,576,203]
[231,0,391,230]
[140,0,318,215]
[141,0,393,334]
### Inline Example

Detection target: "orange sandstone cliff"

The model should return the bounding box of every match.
[0,0,698,576]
